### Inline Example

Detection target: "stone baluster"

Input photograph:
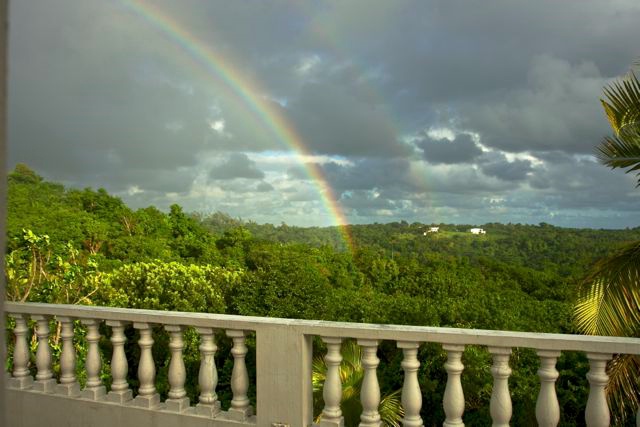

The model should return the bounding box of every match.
[398,341,423,427]
[585,353,611,427]
[132,322,160,408]
[227,329,253,421]
[194,327,220,417]
[358,339,381,427]
[106,320,133,403]
[56,317,80,396]
[443,344,465,427]
[8,314,32,389]
[81,319,106,400]
[489,347,512,427]
[320,337,344,427]
[32,315,56,393]
[164,325,189,412]
[536,350,560,427]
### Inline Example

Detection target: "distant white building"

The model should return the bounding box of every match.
[470,228,486,235]
[423,226,439,235]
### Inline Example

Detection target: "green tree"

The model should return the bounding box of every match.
[5,229,107,305]
[105,261,238,313]
[574,65,640,422]
[8,163,42,185]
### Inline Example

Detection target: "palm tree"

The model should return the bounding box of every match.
[574,65,640,423]
[312,340,404,427]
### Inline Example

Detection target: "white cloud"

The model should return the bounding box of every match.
[296,54,321,76]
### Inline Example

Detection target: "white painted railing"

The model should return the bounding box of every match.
[4,302,640,427]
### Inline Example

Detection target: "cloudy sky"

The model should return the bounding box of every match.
[8,0,640,228]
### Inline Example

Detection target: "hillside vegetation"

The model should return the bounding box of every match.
[5,164,640,425]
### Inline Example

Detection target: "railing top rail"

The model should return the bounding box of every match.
[5,302,640,354]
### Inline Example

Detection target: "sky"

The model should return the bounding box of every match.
[7,0,640,228]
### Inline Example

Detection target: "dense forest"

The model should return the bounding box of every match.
[5,164,640,425]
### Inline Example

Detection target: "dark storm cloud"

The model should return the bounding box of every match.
[319,158,414,192]
[480,154,534,182]
[339,190,397,217]
[8,0,280,190]
[346,1,639,114]
[418,134,482,165]
[209,154,264,180]
[8,0,640,227]
[460,55,611,154]
[287,82,409,157]
[525,155,639,210]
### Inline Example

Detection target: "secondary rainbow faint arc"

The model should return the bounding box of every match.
[119,0,354,250]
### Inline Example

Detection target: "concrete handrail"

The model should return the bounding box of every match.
[5,302,640,354]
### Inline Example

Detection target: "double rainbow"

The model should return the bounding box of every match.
[119,0,354,251]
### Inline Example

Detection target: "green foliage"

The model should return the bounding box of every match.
[105,261,239,313]
[232,244,331,319]
[5,229,106,304]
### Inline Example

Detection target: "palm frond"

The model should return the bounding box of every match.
[600,72,640,138]
[379,389,405,427]
[574,241,640,336]
[597,133,640,186]
[312,354,327,393]
[597,70,640,185]
[312,340,404,426]
[606,354,640,424]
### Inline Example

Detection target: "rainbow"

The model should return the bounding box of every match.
[117,0,354,251]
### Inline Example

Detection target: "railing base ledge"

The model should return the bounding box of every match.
[194,401,222,417]
[132,393,161,409]
[33,379,56,393]
[56,382,81,397]
[165,397,191,413]
[81,386,106,401]
[228,406,253,422]
[8,376,33,390]
[317,417,345,427]
[107,389,133,404]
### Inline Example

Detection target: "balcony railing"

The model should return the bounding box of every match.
[4,302,640,427]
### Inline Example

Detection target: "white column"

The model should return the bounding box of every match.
[320,337,344,427]
[56,317,80,396]
[194,327,220,417]
[227,329,253,421]
[536,350,560,427]
[398,341,423,427]
[81,319,106,400]
[443,344,465,427]
[585,353,611,427]
[132,322,160,408]
[358,339,381,427]
[32,315,56,393]
[164,325,189,412]
[106,320,133,403]
[8,314,32,389]
[488,347,512,427]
